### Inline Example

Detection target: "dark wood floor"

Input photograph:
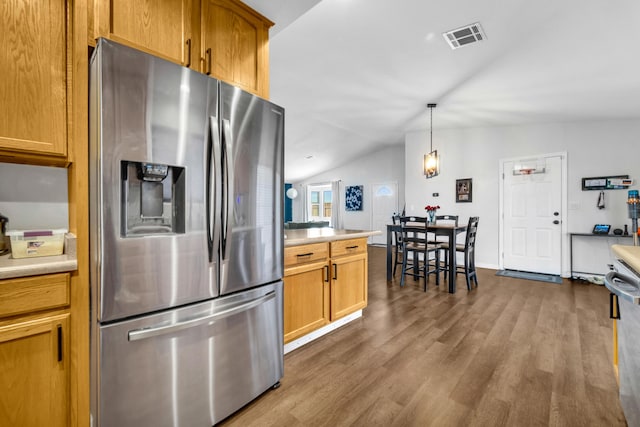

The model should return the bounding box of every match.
[221,246,626,426]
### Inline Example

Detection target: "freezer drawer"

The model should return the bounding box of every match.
[94,282,283,427]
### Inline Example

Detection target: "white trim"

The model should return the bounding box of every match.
[283,310,362,354]
[498,151,569,277]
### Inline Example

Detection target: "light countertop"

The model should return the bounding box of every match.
[284,228,381,247]
[0,234,78,280]
[612,244,640,273]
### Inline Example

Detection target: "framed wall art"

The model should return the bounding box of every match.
[345,185,363,211]
[456,178,472,203]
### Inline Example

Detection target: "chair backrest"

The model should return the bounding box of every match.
[399,216,429,247]
[464,217,480,260]
[435,215,459,226]
[391,215,402,245]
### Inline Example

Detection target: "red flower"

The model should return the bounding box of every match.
[424,205,440,211]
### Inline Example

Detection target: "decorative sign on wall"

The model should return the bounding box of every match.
[456,178,472,203]
[345,185,363,211]
[582,175,631,190]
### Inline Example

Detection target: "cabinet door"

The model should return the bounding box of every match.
[331,253,368,321]
[201,0,271,97]
[0,0,68,156]
[284,261,330,343]
[96,0,194,67]
[0,313,69,427]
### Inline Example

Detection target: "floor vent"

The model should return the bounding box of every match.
[443,22,486,50]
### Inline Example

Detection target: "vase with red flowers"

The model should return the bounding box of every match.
[424,204,440,224]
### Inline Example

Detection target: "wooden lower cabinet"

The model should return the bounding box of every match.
[0,312,70,427]
[330,252,367,321]
[283,260,330,343]
[284,238,369,343]
[0,273,71,427]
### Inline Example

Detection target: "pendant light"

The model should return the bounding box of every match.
[423,103,439,178]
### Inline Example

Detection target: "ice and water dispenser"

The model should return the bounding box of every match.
[121,161,185,236]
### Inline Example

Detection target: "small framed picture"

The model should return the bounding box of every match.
[456,178,472,203]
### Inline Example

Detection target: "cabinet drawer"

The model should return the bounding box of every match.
[284,243,329,267]
[331,238,367,258]
[0,273,70,318]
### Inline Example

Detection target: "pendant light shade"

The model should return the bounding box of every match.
[424,103,439,178]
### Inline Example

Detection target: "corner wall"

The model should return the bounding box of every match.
[405,118,640,272]
[290,145,405,233]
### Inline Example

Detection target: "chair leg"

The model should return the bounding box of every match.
[423,261,428,292]
[435,250,440,286]
[400,250,407,287]
[393,248,399,277]
[443,249,448,280]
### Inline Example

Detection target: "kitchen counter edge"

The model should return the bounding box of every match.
[284,229,381,247]
[0,233,78,280]
[612,244,640,274]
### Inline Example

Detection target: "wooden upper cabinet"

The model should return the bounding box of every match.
[0,0,68,157]
[95,0,195,67]
[201,0,272,98]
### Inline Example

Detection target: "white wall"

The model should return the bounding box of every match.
[405,118,640,272]
[290,145,405,231]
[0,163,69,231]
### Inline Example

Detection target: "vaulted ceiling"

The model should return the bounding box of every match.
[244,0,640,182]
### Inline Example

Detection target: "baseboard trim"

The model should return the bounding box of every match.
[284,310,363,354]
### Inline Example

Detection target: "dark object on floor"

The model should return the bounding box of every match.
[496,269,563,284]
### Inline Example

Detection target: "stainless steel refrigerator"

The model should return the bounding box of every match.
[89,39,284,426]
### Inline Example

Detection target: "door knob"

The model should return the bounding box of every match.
[553,212,559,216]
[553,220,560,224]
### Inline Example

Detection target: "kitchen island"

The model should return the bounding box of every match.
[610,244,640,426]
[283,228,380,353]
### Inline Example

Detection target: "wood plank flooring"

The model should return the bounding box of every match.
[220,246,626,426]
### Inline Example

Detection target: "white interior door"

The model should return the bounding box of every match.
[371,182,398,245]
[502,155,562,274]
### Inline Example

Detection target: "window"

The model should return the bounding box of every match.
[307,184,332,225]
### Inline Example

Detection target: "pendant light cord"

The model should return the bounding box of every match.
[429,106,433,152]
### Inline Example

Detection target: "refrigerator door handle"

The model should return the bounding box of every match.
[221,118,234,260]
[207,116,222,263]
[605,271,640,305]
[128,291,276,341]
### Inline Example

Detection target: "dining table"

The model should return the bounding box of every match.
[386,221,468,293]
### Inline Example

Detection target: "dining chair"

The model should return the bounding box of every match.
[391,215,404,276]
[442,216,479,290]
[399,216,441,291]
[427,215,459,243]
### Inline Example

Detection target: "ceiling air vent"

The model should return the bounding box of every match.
[443,22,486,50]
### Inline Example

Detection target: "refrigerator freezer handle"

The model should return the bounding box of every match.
[127,291,276,341]
[221,119,233,260]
